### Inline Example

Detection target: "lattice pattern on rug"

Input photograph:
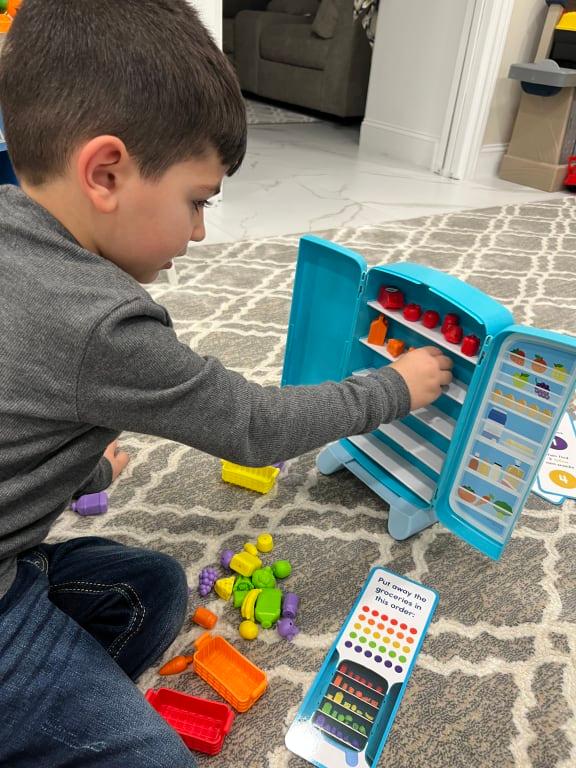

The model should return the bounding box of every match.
[49,197,576,768]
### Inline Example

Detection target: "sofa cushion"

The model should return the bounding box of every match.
[260,23,329,70]
[267,0,319,15]
[224,0,269,17]
[311,0,339,39]
[223,18,235,54]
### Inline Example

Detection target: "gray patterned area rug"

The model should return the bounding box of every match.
[49,197,576,768]
[245,97,321,126]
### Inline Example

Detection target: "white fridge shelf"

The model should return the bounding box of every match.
[377,422,445,475]
[358,338,468,405]
[411,405,455,440]
[367,300,479,364]
[347,433,436,503]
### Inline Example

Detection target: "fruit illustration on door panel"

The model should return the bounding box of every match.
[552,363,568,383]
[510,348,525,366]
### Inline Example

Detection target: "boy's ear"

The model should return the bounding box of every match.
[76,136,132,214]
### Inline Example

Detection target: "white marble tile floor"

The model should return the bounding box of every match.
[200,121,565,245]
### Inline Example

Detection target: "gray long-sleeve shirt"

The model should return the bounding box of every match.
[0,186,411,596]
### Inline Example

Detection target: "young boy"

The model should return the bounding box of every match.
[0,1,452,765]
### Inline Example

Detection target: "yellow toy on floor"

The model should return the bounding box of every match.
[220,460,280,494]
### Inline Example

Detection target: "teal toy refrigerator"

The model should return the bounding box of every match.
[282,236,576,561]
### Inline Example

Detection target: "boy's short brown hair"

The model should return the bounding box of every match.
[0,0,246,185]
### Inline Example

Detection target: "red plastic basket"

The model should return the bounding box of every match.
[146,687,235,755]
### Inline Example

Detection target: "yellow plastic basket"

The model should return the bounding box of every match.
[221,461,280,494]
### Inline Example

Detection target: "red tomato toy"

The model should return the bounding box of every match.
[444,325,463,344]
[441,313,460,334]
[378,286,404,310]
[421,310,440,329]
[403,303,422,321]
[461,334,481,357]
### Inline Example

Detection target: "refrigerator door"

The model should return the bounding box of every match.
[435,325,576,559]
[282,236,367,387]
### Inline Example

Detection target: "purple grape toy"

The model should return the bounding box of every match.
[198,565,219,597]
[277,617,299,640]
[282,592,300,619]
[220,549,234,569]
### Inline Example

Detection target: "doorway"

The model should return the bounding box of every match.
[359,0,515,180]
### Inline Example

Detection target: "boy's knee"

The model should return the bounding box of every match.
[146,551,189,630]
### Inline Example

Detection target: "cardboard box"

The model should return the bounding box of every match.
[499,154,568,192]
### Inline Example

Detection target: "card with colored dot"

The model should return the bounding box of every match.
[286,567,438,768]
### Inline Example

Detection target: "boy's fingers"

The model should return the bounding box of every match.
[104,440,119,458]
[110,450,130,481]
[116,450,130,470]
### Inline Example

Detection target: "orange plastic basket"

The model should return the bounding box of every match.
[193,633,267,712]
[0,14,11,33]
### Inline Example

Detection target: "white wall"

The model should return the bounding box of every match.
[482,0,545,147]
[188,0,222,46]
[360,0,472,168]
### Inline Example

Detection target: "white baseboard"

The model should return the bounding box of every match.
[474,142,508,179]
[359,119,439,169]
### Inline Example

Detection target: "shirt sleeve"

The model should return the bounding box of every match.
[73,456,113,497]
[76,298,411,467]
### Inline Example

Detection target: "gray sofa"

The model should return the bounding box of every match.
[223,0,269,65]
[223,0,373,118]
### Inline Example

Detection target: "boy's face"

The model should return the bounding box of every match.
[100,150,226,283]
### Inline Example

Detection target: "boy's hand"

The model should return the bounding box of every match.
[103,440,130,482]
[390,347,453,410]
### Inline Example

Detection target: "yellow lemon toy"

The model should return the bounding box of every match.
[239,620,259,640]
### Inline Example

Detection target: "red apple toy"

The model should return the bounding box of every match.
[378,286,405,310]
[461,334,481,357]
[403,303,422,322]
[444,324,463,344]
[421,310,440,329]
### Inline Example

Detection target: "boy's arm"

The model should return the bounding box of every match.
[76,299,411,467]
[72,441,130,495]
[73,455,113,497]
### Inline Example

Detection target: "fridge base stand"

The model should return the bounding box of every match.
[316,442,439,540]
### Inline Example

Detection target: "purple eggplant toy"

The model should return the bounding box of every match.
[282,592,300,619]
[71,492,108,516]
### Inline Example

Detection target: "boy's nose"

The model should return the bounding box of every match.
[190,222,206,242]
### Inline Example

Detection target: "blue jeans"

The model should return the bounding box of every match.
[0,537,197,767]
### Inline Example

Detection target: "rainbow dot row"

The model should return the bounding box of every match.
[344,641,404,673]
[342,606,419,673]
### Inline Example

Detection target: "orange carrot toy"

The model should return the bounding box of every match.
[158,654,194,676]
[192,606,218,630]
